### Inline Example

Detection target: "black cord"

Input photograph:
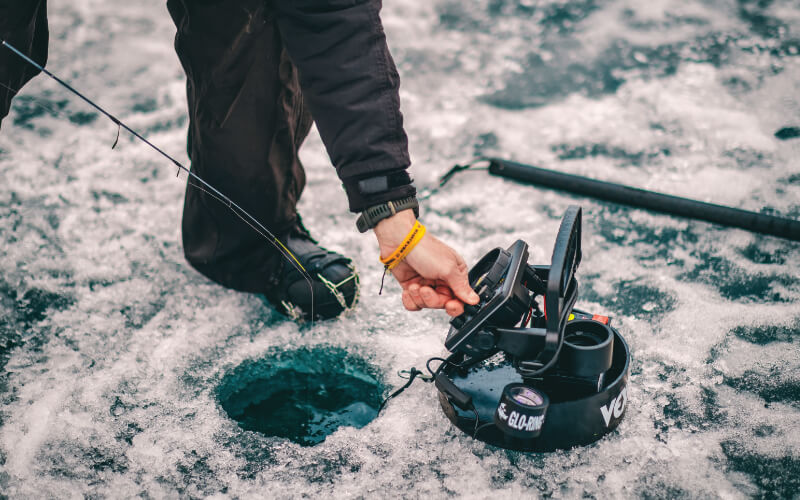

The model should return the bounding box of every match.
[378,353,462,414]
[427,357,488,438]
[418,159,491,201]
[426,356,453,378]
[377,367,425,413]
[471,407,481,437]
[438,159,491,188]
[380,358,495,442]
[473,421,495,439]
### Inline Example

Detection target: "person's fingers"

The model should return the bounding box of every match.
[433,285,454,298]
[419,286,448,309]
[444,257,480,305]
[416,278,437,289]
[402,291,421,311]
[444,298,465,317]
[407,283,426,309]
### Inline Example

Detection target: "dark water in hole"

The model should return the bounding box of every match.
[217,347,384,446]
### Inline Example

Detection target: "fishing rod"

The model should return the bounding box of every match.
[1,39,316,314]
[440,158,800,242]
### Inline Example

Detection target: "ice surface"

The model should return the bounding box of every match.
[1,0,799,497]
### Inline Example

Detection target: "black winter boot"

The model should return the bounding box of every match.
[263,221,359,321]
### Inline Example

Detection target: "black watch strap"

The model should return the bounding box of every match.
[356,196,420,233]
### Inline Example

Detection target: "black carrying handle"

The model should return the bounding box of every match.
[546,205,582,337]
[488,158,800,241]
[513,206,582,377]
[531,206,581,372]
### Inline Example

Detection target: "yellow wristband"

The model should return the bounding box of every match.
[380,221,426,270]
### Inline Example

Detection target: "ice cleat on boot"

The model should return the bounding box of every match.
[264,221,359,321]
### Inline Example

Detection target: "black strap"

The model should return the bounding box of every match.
[356,196,419,233]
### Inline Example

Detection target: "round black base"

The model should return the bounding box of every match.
[437,328,630,452]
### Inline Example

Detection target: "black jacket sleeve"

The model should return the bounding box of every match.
[273,0,416,213]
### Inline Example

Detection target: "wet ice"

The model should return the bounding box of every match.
[1,0,800,497]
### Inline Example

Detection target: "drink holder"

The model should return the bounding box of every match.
[559,320,614,379]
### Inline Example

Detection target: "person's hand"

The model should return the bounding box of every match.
[373,209,479,316]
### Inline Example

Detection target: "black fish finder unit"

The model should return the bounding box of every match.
[435,206,630,451]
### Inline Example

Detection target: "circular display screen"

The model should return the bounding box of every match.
[508,386,545,407]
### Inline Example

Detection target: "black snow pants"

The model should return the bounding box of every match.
[0,1,315,294]
[167,0,314,293]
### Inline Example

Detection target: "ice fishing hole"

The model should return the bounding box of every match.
[217,346,384,446]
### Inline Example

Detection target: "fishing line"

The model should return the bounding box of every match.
[0,80,67,119]
[1,39,316,318]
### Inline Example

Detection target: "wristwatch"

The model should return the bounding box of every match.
[356,196,420,233]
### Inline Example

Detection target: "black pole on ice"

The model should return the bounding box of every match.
[486,158,800,242]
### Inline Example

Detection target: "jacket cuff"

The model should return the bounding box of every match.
[343,171,417,213]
